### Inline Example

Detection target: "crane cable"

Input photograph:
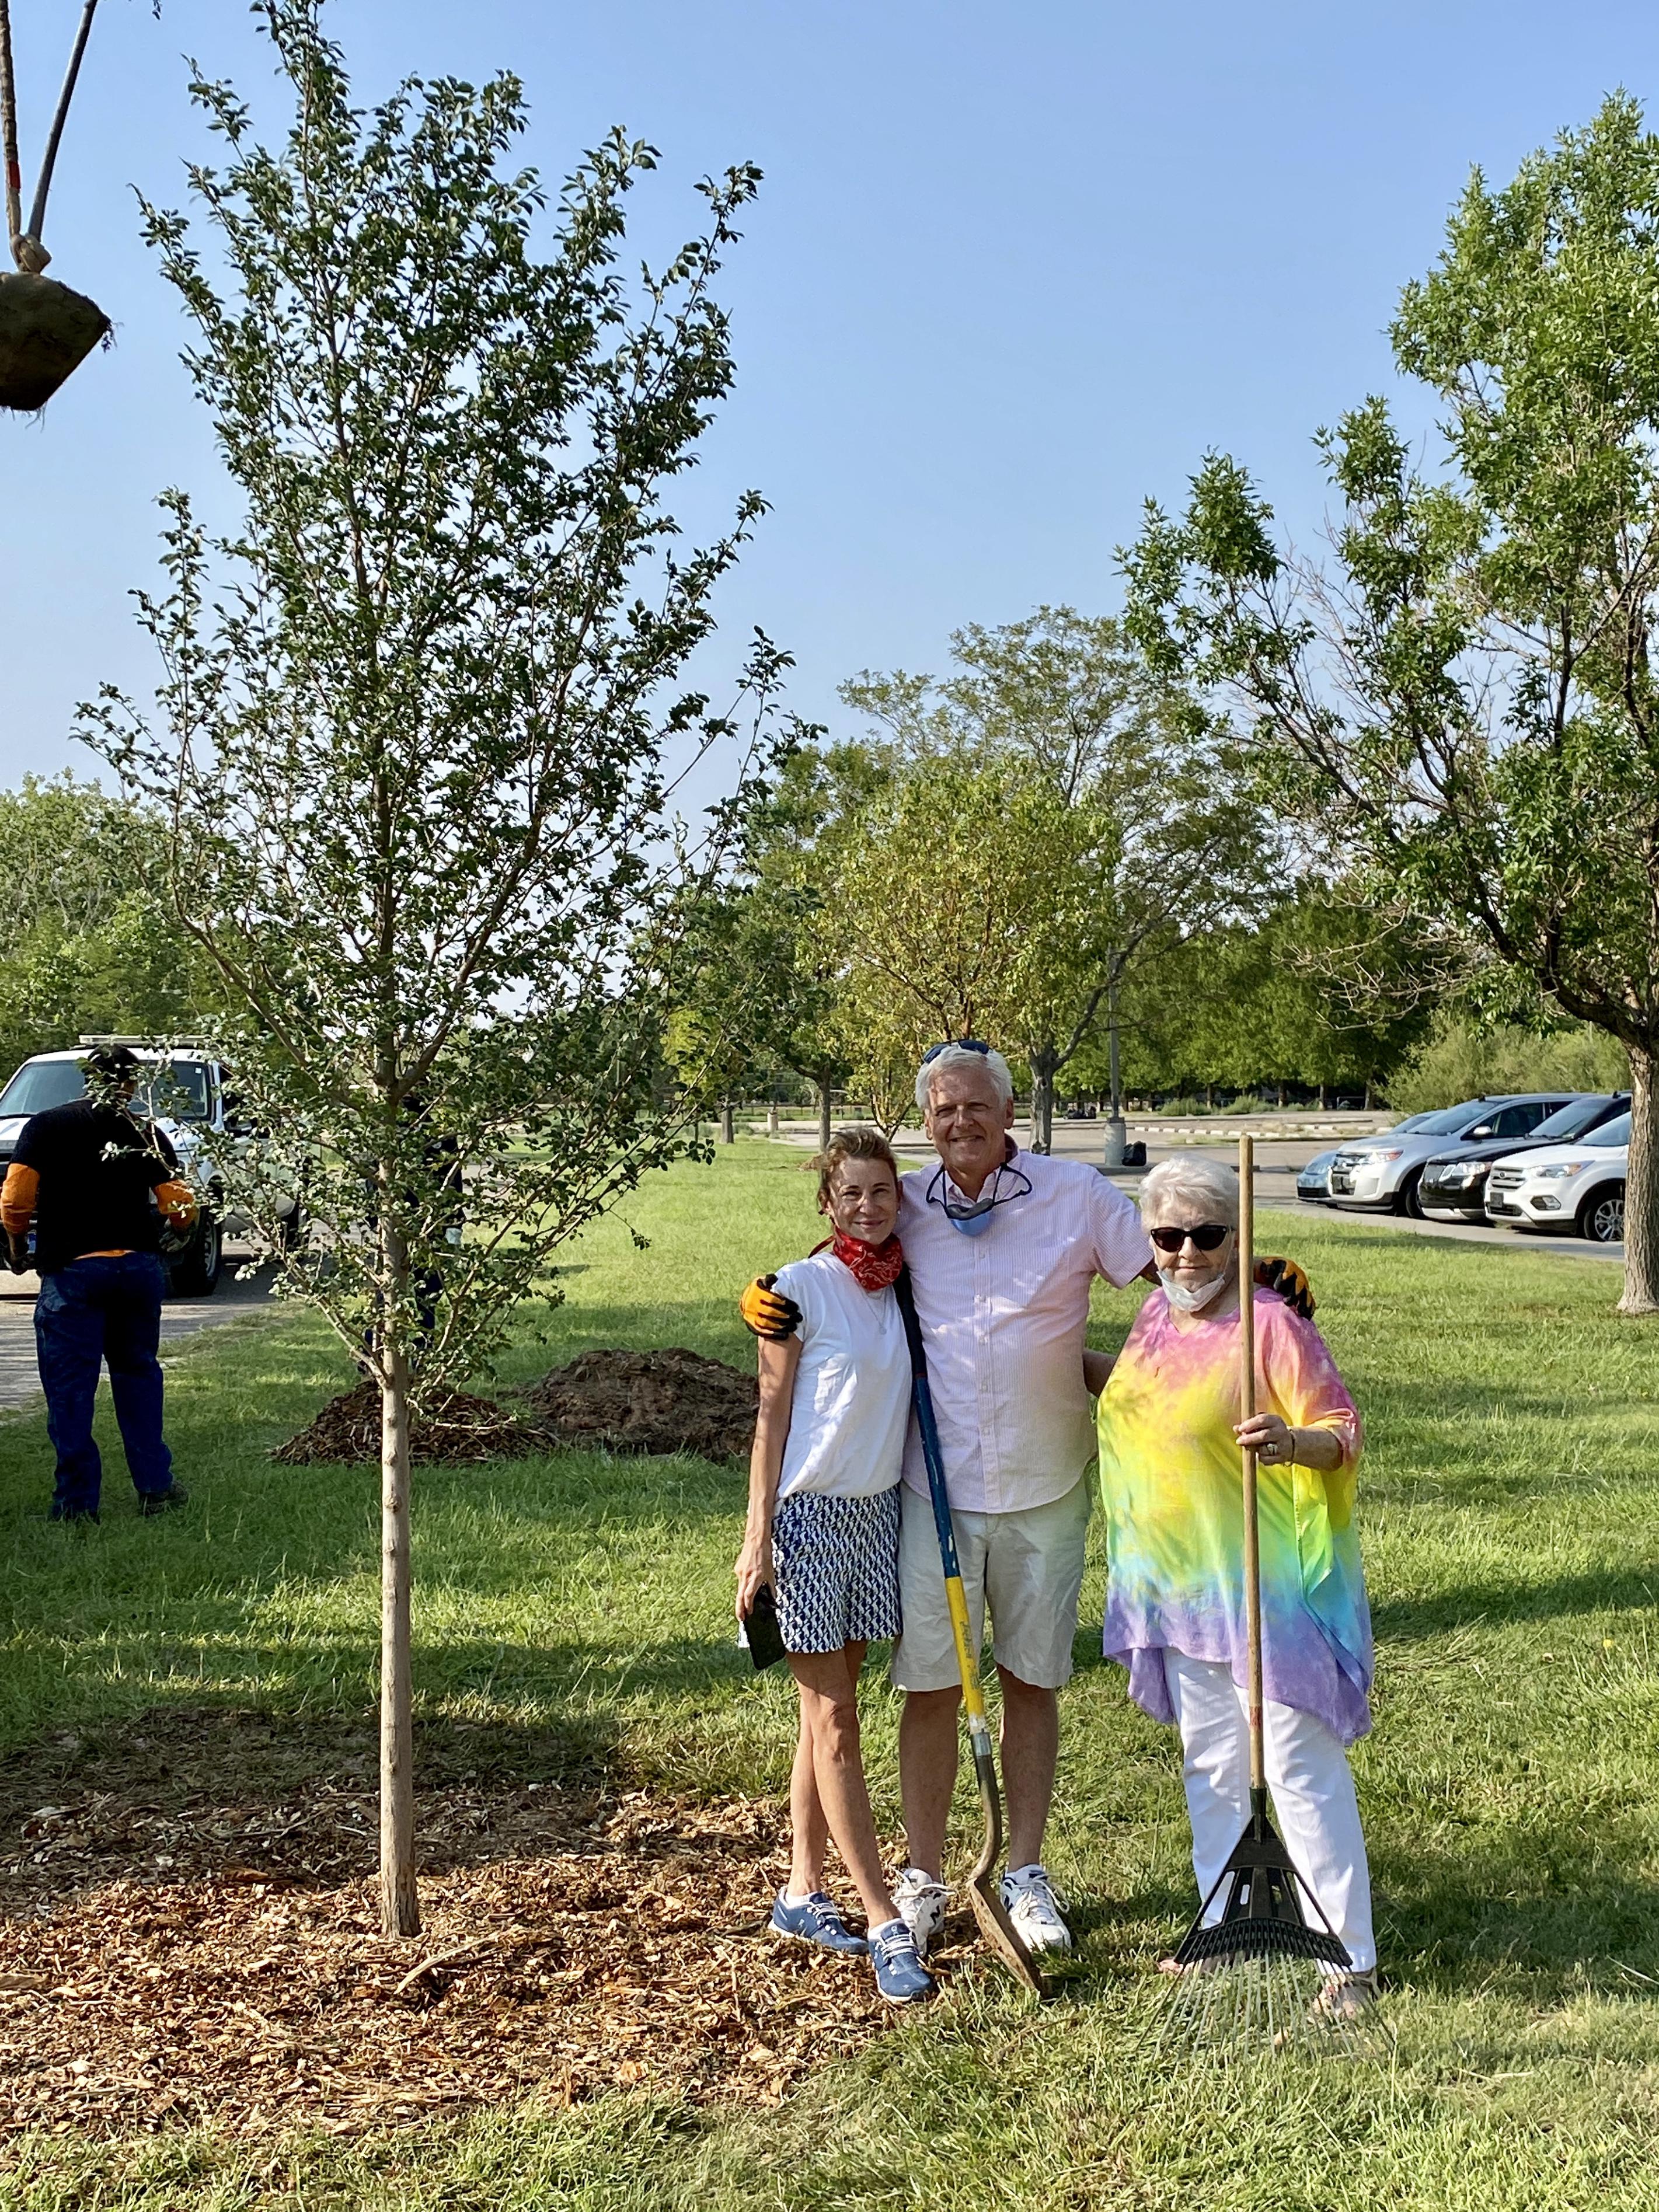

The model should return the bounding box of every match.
[0,1,102,277]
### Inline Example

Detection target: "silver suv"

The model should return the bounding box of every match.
[1326,1095,1577,1217]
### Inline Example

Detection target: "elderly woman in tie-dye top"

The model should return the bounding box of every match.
[1094,1152,1378,2017]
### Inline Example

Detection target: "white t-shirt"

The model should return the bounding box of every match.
[771,1248,911,1502]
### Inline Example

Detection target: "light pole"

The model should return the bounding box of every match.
[1102,957,1127,1169]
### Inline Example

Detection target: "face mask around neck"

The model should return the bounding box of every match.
[1159,1268,1231,1314]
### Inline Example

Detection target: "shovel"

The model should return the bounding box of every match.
[894,1266,1050,1998]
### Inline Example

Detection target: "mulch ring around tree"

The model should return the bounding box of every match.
[0,1708,978,2141]
[271,1381,543,1466]
[519,1347,758,1462]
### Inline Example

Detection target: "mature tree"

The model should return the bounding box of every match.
[1149,898,1433,1107]
[88,4,783,1933]
[1125,97,1659,1309]
[842,609,1265,1148]
[0,773,201,1074]
[736,742,893,1147]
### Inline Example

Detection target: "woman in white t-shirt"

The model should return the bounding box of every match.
[734,1127,930,2005]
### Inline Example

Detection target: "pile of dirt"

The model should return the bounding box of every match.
[0,1709,963,2138]
[521,1348,758,1462]
[273,1381,542,1467]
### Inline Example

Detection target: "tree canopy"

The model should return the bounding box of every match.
[1126,95,1656,1301]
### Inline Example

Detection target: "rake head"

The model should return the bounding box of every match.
[1152,1792,1379,2060]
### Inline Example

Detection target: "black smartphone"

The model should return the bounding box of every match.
[741,1584,787,1672]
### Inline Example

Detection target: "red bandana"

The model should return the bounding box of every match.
[830,1229,904,1293]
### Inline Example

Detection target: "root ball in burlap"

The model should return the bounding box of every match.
[0,273,110,411]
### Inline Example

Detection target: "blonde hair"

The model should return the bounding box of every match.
[812,1126,900,1213]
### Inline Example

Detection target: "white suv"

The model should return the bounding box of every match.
[0,1045,302,1295]
[1483,1112,1628,1243]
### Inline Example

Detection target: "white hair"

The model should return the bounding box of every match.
[1139,1153,1240,1229]
[915,1042,1015,1114]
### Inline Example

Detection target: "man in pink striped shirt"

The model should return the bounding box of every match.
[883,1041,1152,1955]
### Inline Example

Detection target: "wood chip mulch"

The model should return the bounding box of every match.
[0,1713,968,2141]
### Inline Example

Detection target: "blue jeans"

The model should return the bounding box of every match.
[35,1254,173,1516]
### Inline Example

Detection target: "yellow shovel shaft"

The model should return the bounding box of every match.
[943,1571,992,1729]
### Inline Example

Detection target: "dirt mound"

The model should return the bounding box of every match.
[273,1381,542,1466]
[0,1708,950,2137]
[522,1347,758,1462]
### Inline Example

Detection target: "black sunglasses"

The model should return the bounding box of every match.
[1148,1223,1232,1253]
[921,1038,992,1065]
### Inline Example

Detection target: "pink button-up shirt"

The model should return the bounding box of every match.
[898,1148,1153,1515]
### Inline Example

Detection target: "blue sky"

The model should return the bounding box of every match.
[5,0,1659,787]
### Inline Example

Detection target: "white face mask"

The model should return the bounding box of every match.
[1159,1268,1231,1314]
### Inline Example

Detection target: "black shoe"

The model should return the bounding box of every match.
[138,1484,189,1517]
[51,1505,100,1525]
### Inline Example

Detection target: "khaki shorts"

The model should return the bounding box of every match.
[890,1475,1092,1693]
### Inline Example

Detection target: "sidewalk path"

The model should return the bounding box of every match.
[0,1252,279,1414]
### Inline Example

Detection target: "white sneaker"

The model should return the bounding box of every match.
[999,1862,1072,1953]
[891,1866,949,1956]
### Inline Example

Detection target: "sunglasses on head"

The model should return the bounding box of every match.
[921,1037,992,1065]
[1148,1223,1232,1253]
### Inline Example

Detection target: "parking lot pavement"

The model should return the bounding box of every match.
[1040,1123,1626,1264]
[0,1251,279,1414]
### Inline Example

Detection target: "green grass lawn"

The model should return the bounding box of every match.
[5,1140,1659,2208]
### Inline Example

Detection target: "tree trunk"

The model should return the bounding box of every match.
[817,1079,832,1152]
[379,1311,420,1938]
[721,1097,735,1144]
[1619,1044,1659,1314]
[767,1095,779,1136]
[1318,1083,1327,1109]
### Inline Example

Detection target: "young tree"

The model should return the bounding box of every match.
[1125,97,1659,1309]
[87,4,783,1934]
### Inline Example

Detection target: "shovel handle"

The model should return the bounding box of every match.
[895,1271,995,1735]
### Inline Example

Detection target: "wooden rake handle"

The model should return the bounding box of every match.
[1239,1132,1266,1803]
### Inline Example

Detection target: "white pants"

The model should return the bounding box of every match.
[1163,1649,1376,1974]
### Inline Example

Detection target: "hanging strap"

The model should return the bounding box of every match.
[0,0,103,274]
[0,0,23,256]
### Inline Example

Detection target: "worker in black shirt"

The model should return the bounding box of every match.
[0,1045,197,1523]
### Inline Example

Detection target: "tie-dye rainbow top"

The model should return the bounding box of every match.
[1097,1286,1372,1746]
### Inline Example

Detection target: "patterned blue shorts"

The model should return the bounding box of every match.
[772,1487,903,1655]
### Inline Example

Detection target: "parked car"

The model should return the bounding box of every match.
[0,1044,302,1295]
[1484,1111,1630,1243]
[1417,1093,1627,1223]
[1296,1148,1341,1204]
[1326,1095,1581,1217]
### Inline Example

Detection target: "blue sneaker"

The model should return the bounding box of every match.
[770,1890,867,1953]
[869,1918,933,2004]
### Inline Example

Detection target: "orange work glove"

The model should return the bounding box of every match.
[1255,1255,1315,1321]
[739,1273,802,1341]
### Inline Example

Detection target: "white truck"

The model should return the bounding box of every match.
[0,1041,303,1295]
